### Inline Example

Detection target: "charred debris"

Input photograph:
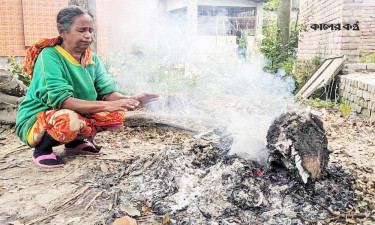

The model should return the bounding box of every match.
[84,111,369,224]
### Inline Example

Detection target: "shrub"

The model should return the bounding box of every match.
[360,52,375,63]
[294,60,315,91]
[7,56,30,87]
[100,53,199,96]
[260,10,299,77]
[339,102,351,117]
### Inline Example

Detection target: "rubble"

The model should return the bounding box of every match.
[0,69,27,124]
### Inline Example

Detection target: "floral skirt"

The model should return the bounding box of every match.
[27,109,125,147]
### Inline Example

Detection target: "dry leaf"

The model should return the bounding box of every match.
[113,216,137,225]
[141,206,148,213]
[346,218,356,224]
[324,217,332,223]
[370,202,375,210]
[332,211,340,216]
[100,164,109,172]
[162,212,170,225]
[121,203,141,217]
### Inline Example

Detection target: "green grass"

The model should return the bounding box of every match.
[295,96,336,108]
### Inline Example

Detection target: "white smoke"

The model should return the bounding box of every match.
[98,1,297,164]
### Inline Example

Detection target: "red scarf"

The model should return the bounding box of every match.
[23,37,93,80]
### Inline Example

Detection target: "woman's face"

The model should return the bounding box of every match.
[60,13,94,53]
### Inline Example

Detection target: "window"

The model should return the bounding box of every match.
[197,6,256,36]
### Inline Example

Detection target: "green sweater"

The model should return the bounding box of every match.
[15,45,117,145]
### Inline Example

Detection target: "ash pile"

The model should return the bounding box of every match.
[90,112,358,224]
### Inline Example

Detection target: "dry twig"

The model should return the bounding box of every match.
[26,204,74,225]
[85,191,103,210]
[298,216,319,223]
[51,186,89,211]
[0,146,29,158]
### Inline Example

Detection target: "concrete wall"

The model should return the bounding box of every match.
[339,73,375,120]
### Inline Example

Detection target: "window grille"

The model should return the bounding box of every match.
[197,6,256,36]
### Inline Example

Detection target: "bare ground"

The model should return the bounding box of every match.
[0,108,374,225]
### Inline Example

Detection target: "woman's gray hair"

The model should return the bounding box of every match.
[57,5,93,33]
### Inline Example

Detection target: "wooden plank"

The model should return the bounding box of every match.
[297,56,345,98]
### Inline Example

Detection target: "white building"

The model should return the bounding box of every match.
[160,0,266,59]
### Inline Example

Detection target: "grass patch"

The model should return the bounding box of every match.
[295,96,336,108]
[360,52,375,63]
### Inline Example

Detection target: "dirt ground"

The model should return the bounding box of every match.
[0,108,374,225]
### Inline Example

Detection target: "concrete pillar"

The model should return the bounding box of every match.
[255,3,264,48]
[187,0,197,37]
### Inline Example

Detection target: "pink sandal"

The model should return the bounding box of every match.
[64,141,104,155]
[32,153,64,169]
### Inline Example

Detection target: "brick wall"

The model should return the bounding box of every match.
[0,0,68,56]
[22,0,67,46]
[298,0,343,61]
[298,0,375,63]
[359,0,375,56]
[0,0,26,56]
[340,0,362,62]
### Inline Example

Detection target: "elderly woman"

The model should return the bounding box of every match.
[15,6,158,168]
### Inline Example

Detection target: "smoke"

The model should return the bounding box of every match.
[99,1,296,164]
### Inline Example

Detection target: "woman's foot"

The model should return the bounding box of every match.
[33,133,64,168]
[64,139,103,155]
[33,152,64,168]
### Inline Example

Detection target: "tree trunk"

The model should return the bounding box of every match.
[277,0,291,54]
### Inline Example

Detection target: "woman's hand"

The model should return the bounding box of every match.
[61,94,154,114]
[104,99,140,112]
[131,93,159,106]
[101,92,159,107]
